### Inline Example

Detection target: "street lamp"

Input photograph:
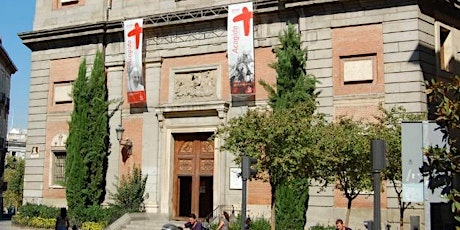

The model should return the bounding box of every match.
[115,124,132,151]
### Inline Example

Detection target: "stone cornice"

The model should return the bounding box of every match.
[18,0,327,51]
[0,44,17,74]
[18,21,123,51]
[156,100,230,121]
[20,0,455,52]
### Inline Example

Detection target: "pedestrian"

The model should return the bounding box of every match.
[217,211,230,230]
[55,207,70,230]
[183,213,203,230]
[335,219,352,230]
[244,217,251,230]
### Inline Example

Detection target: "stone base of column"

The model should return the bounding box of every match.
[144,201,160,213]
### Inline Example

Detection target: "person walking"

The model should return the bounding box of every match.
[217,211,230,230]
[55,207,70,230]
[335,219,352,230]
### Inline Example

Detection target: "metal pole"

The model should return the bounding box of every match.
[373,169,381,230]
[371,139,386,230]
[241,178,247,230]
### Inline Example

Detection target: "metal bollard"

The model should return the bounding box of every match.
[410,216,420,230]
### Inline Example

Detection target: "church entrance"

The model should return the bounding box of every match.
[173,133,214,219]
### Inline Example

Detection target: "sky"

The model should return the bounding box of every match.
[1,0,36,131]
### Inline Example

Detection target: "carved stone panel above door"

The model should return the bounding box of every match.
[173,67,218,103]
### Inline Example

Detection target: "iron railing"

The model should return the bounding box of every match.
[204,205,236,225]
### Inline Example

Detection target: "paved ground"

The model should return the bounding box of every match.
[0,220,25,230]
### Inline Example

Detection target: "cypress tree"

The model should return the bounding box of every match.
[261,23,317,230]
[66,51,109,220]
[86,51,109,205]
[66,58,90,213]
[262,24,317,113]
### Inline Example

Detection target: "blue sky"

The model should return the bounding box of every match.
[1,0,36,130]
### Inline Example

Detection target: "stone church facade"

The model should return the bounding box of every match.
[19,0,460,229]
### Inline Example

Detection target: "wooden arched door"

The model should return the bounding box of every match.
[173,133,214,219]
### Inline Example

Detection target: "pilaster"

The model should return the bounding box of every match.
[142,59,162,212]
[105,64,124,204]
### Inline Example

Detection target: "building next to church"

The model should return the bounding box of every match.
[0,36,17,218]
[0,37,16,158]
[7,128,27,160]
[19,0,460,229]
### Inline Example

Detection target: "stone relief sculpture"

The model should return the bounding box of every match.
[174,69,217,102]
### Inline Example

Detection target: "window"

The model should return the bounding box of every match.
[436,22,460,74]
[54,81,73,104]
[54,0,84,9]
[52,151,66,186]
[440,26,453,71]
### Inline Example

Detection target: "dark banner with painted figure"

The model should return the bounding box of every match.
[124,18,146,104]
[227,2,255,95]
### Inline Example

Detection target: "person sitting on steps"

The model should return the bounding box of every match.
[183,213,203,230]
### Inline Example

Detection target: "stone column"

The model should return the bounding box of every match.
[142,58,162,213]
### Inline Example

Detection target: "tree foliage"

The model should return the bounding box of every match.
[86,50,110,205]
[316,116,372,225]
[3,155,25,210]
[421,76,460,221]
[219,104,323,183]
[371,104,425,229]
[66,51,109,221]
[275,179,310,230]
[262,24,319,230]
[66,57,90,213]
[219,23,322,230]
[109,165,148,212]
[261,24,318,112]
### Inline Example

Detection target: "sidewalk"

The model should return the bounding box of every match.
[0,219,25,230]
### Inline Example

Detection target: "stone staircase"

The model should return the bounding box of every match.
[105,213,184,230]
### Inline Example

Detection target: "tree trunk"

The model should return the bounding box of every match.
[270,182,276,230]
[399,207,404,230]
[271,202,276,230]
[399,200,404,230]
[345,198,352,226]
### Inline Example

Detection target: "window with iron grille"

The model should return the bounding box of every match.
[53,151,66,186]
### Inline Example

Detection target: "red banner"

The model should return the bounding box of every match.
[228,2,255,95]
[124,18,146,104]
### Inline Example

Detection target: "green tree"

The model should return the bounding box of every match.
[3,155,24,211]
[220,104,322,229]
[86,50,110,206]
[261,23,318,230]
[220,24,322,230]
[66,51,109,221]
[421,76,460,221]
[316,117,372,225]
[109,165,148,212]
[262,24,318,112]
[66,57,90,215]
[372,105,425,229]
